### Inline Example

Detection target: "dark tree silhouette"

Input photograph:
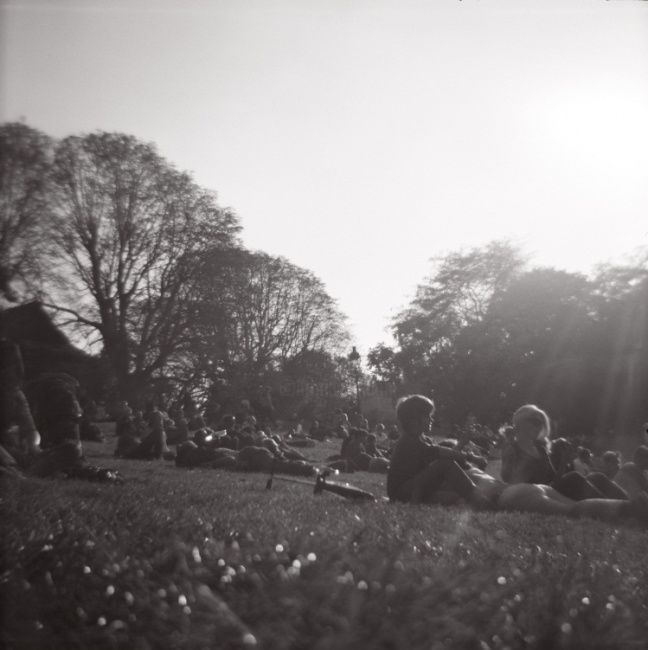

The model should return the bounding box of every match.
[47,132,240,401]
[0,122,53,301]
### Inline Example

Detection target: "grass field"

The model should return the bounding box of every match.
[2,427,647,650]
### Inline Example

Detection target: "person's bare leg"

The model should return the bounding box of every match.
[571,499,625,522]
[498,484,574,516]
[499,484,643,524]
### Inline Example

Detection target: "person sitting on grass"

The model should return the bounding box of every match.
[216,414,240,450]
[115,402,174,460]
[573,446,594,476]
[386,395,492,507]
[501,405,628,501]
[614,446,648,499]
[17,372,120,482]
[115,403,135,440]
[364,433,390,473]
[187,406,207,432]
[599,450,622,480]
[166,410,189,445]
[548,437,577,476]
[387,396,648,525]
[365,433,386,459]
[309,419,326,441]
[341,428,372,471]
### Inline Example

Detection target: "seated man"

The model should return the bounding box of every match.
[614,446,648,499]
[386,395,490,507]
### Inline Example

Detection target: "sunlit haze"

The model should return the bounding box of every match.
[2,0,647,352]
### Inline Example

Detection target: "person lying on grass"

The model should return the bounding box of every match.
[174,423,314,475]
[501,405,629,500]
[387,395,648,525]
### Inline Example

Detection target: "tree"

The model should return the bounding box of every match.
[391,241,525,408]
[471,268,599,431]
[0,122,53,301]
[48,132,240,401]
[588,255,648,436]
[273,348,350,420]
[366,343,401,385]
[190,248,349,392]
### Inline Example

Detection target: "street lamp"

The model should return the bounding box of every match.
[348,346,361,410]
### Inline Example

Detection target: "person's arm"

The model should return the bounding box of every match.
[428,443,465,464]
[462,450,488,470]
[534,439,558,477]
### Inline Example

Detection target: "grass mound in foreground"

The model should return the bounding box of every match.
[2,437,647,650]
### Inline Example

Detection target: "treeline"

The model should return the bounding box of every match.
[0,122,350,412]
[3,122,646,435]
[368,241,648,438]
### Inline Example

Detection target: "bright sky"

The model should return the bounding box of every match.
[2,0,648,353]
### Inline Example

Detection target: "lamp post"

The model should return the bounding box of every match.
[348,346,361,411]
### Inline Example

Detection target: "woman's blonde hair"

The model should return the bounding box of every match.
[512,404,551,444]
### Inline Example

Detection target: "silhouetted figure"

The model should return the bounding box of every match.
[387,395,489,506]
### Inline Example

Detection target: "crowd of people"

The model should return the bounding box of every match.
[1,334,647,526]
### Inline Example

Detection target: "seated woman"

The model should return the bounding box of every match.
[501,405,628,501]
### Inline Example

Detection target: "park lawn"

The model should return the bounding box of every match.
[2,431,647,650]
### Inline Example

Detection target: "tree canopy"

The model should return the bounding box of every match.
[46,132,242,400]
[188,248,349,393]
[0,122,53,301]
[372,241,648,440]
